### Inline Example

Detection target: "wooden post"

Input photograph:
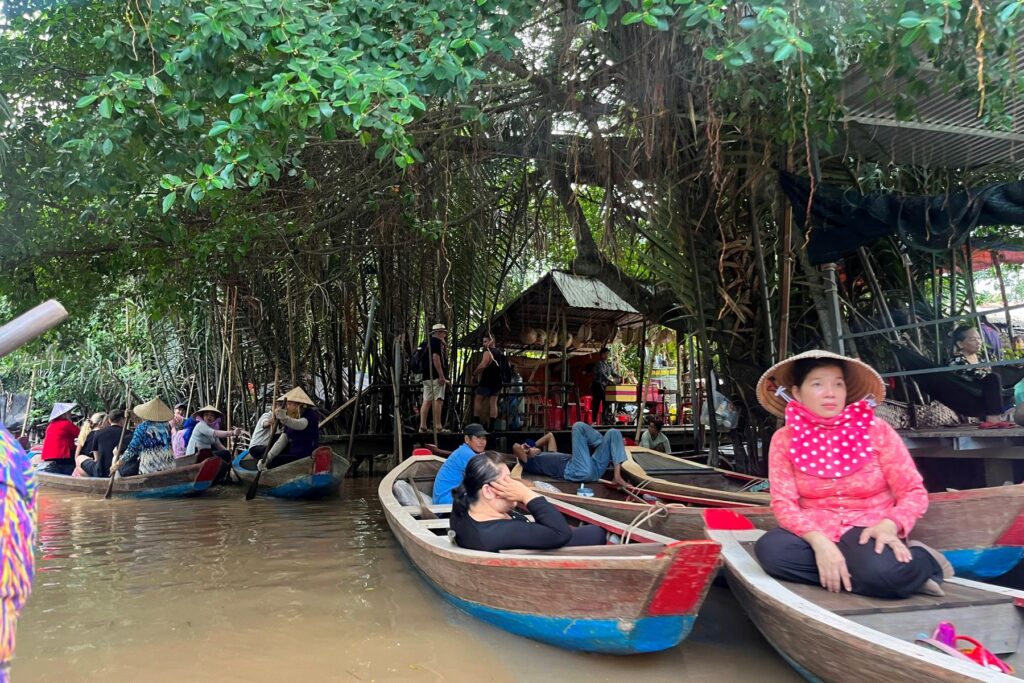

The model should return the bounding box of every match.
[931,253,942,360]
[393,337,404,465]
[993,252,1014,346]
[777,200,793,362]
[821,263,843,354]
[21,367,36,439]
[561,312,569,427]
[963,239,989,362]
[541,277,553,431]
[633,319,648,442]
[675,331,683,426]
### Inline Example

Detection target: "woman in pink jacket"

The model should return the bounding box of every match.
[754,350,951,598]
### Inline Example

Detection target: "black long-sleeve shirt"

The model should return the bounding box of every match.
[450,497,573,552]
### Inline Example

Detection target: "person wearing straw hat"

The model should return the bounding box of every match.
[259,387,320,470]
[417,323,450,433]
[185,404,240,464]
[752,350,952,599]
[39,402,79,475]
[116,399,177,476]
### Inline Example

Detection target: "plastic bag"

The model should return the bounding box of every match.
[700,388,740,430]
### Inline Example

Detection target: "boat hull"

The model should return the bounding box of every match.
[232,447,349,499]
[621,447,770,507]
[36,457,221,498]
[381,455,721,654]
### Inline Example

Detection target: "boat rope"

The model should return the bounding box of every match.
[621,501,670,545]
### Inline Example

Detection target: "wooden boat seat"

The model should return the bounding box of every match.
[499,542,666,557]
[784,578,1013,616]
[418,519,451,530]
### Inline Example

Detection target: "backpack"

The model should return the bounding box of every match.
[410,341,429,375]
[492,348,513,384]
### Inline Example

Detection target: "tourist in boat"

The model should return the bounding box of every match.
[73,411,106,464]
[589,347,620,424]
[753,350,952,599]
[185,404,240,463]
[39,402,79,475]
[259,387,319,470]
[431,422,490,504]
[116,399,177,476]
[75,409,129,477]
[639,419,670,453]
[170,403,189,458]
[949,325,1017,429]
[449,451,606,552]
[511,421,630,489]
[246,395,284,462]
[418,323,449,433]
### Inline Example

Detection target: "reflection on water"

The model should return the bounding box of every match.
[15,480,798,682]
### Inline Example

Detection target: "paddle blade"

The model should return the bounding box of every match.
[703,508,756,531]
[245,468,263,501]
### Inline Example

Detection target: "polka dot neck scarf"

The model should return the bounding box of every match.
[783,399,876,479]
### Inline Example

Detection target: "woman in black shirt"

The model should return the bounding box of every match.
[450,451,606,552]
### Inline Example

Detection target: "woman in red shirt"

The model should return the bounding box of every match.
[753,350,951,598]
[39,403,79,475]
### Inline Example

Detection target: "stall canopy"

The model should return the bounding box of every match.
[780,171,1024,265]
[462,271,646,351]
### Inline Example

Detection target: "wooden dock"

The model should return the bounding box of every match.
[900,426,1024,491]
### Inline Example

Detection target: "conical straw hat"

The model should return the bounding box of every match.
[280,387,315,406]
[756,349,886,418]
[195,404,223,417]
[48,402,76,421]
[133,398,174,422]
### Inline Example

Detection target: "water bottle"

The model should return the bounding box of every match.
[577,482,594,497]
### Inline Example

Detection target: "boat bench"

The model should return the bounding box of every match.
[740,541,1022,653]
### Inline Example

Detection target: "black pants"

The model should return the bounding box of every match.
[590,383,606,424]
[566,524,607,546]
[978,373,1006,415]
[754,527,941,599]
[250,445,310,469]
[41,459,75,475]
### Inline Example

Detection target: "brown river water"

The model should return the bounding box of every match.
[14,478,800,682]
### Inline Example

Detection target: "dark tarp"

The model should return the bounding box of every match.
[779,172,1024,265]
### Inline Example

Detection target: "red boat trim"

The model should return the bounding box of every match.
[996,511,1024,546]
[645,541,721,615]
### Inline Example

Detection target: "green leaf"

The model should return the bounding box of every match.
[319,101,334,117]
[773,42,795,61]
[230,108,242,123]
[144,75,163,95]
[209,121,232,136]
[162,192,176,214]
[98,97,113,118]
[897,12,922,28]
[900,26,922,47]
[101,138,113,156]
[622,11,644,24]
[76,94,99,108]
[228,93,249,104]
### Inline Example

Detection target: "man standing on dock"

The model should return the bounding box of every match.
[418,323,449,433]
[590,348,620,425]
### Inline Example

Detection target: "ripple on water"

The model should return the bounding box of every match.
[15,478,799,682]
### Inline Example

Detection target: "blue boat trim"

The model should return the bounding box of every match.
[266,473,339,499]
[133,481,208,499]
[942,546,1024,579]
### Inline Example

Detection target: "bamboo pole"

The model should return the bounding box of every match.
[21,367,36,439]
[346,290,378,462]
[226,286,238,451]
[392,337,404,465]
[541,276,553,431]
[633,319,648,442]
[748,189,776,360]
[931,253,942,360]
[675,331,683,426]
[964,239,989,362]
[899,251,924,350]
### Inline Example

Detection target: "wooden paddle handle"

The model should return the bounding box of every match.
[0,300,68,358]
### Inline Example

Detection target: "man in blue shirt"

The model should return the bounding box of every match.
[431,423,489,504]
[512,422,629,488]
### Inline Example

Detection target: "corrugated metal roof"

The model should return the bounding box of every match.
[550,271,639,313]
[839,64,1024,170]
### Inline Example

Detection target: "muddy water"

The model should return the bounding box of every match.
[14,479,799,682]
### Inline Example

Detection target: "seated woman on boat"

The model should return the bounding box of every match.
[753,350,952,599]
[117,399,176,476]
[450,451,606,552]
[259,387,319,470]
[639,419,670,453]
[949,325,1018,429]
[510,421,630,489]
[38,402,79,475]
[246,395,284,462]
[185,405,240,464]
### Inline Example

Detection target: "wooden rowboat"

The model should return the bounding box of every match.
[705,509,1024,682]
[380,453,722,654]
[521,475,1024,580]
[232,446,349,499]
[620,447,770,507]
[36,457,222,498]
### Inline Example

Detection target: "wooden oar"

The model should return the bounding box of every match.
[0,300,67,358]
[104,389,133,499]
[246,366,280,501]
[405,476,437,520]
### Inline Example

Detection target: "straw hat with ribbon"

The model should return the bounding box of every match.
[280,387,315,406]
[756,350,886,418]
[195,404,223,417]
[48,402,76,422]
[133,398,175,422]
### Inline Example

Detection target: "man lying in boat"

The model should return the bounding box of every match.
[258,387,319,470]
[510,421,630,490]
[449,451,606,552]
[753,350,953,598]
[431,423,490,504]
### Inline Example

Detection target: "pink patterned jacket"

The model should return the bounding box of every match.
[768,419,928,542]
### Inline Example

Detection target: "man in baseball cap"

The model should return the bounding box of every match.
[431,423,489,504]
